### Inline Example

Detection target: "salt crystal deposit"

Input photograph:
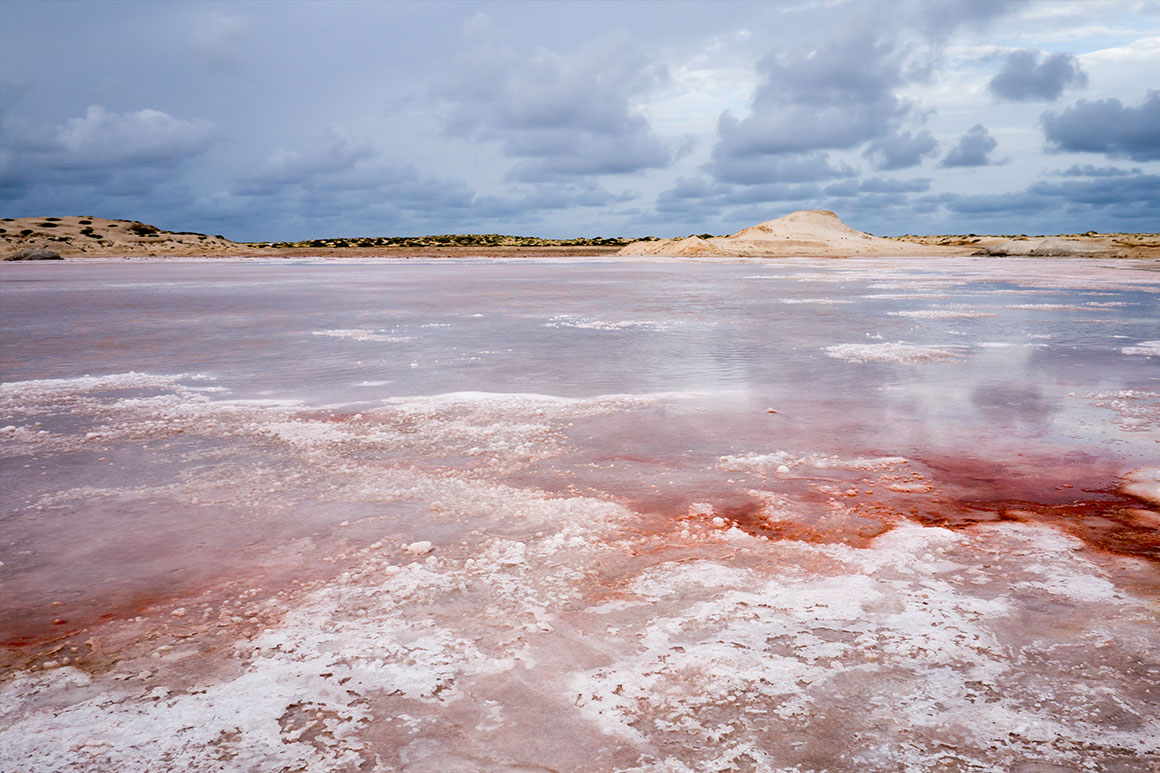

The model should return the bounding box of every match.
[1,256,1157,771]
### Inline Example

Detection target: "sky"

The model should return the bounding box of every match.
[1,0,1158,241]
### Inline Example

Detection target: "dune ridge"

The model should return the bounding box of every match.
[3,211,1157,259]
[620,210,968,258]
[618,210,1160,259]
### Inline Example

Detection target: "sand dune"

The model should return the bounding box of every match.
[0,216,256,258]
[900,232,1160,259]
[619,210,963,257]
[619,210,1160,259]
[4,211,1157,260]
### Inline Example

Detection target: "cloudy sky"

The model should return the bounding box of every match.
[2,0,1158,240]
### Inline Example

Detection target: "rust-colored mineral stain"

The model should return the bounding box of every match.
[1,589,181,648]
[908,495,1160,562]
[900,454,1160,562]
[625,454,1159,563]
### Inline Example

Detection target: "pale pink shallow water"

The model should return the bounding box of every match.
[1,256,1158,771]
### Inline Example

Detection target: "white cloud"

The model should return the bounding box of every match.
[54,106,215,167]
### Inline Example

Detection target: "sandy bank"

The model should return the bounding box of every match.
[618,210,1160,259]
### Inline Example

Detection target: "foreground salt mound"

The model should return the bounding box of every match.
[619,210,967,258]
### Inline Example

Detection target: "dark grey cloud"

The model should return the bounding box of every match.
[474,183,634,219]
[989,49,1087,102]
[1056,164,1141,178]
[860,177,932,194]
[920,169,1160,233]
[655,176,822,217]
[929,190,1044,215]
[940,124,999,167]
[824,177,930,197]
[227,130,476,230]
[711,28,911,163]
[704,0,1017,191]
[0,0,1153,241]
[1,106,213,179]
[863,129,938,170]
[232,127,375,195]
[1041,90,1160,161]
[219,126,638,239]
[1030,172,1160,207]
[0,105,215,216]
[436,16,671,181]
[709,151,856,186]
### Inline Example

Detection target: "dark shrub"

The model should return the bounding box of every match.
[127,222,159,236]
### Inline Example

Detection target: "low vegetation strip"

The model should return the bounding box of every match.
[255,234,635,249]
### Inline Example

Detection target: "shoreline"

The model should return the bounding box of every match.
[4,215,1158,261]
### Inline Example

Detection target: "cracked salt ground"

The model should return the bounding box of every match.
[2,257,1159,771]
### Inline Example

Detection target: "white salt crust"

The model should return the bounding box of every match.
[1122,340,1160,357]
[1,371,1157,771]
[1082,390,1160,433]
[888,308,996,319]
[545,314,675,331]
[824,342,965,363]
[312,329,413,342]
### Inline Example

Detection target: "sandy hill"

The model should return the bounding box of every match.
[898,232,1160,259]
[5,212,1155,260]
[0,216,257,258]
[619,210,968,258]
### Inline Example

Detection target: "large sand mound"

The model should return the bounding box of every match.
[0,216,256,258]
[619,210,968,258]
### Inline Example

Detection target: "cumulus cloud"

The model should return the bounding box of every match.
[922,169,1160,232]
[1030,172,1160,207]
[863,129,939,170]
[230,128,475,220]
[940,124,1000,167]
[473,183,634,219]
[710,150,856,186]
[234,127,376,194]
[860,177,932,194]
[929,190,1044,215]
[988,49,1087,102]
[1041,90,1160,161]
[0,105,215,209]
[655,176,822,217]
[706,1,1017,173]
[710,28,911,165]
[8,105,214,172]
[1056,164,1141,177]
[824,176,930,198]
[436,16,671,180]
[224,125,634,239]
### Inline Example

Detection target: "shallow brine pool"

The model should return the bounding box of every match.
[1,256,1158,771]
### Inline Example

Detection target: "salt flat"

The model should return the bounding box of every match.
[1,257,1157,771]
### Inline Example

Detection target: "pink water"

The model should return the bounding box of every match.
[1,257,1158,771]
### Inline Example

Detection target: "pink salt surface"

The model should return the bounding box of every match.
[1,257,1158,771]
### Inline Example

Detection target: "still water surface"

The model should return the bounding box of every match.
[1,257,1157,771]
